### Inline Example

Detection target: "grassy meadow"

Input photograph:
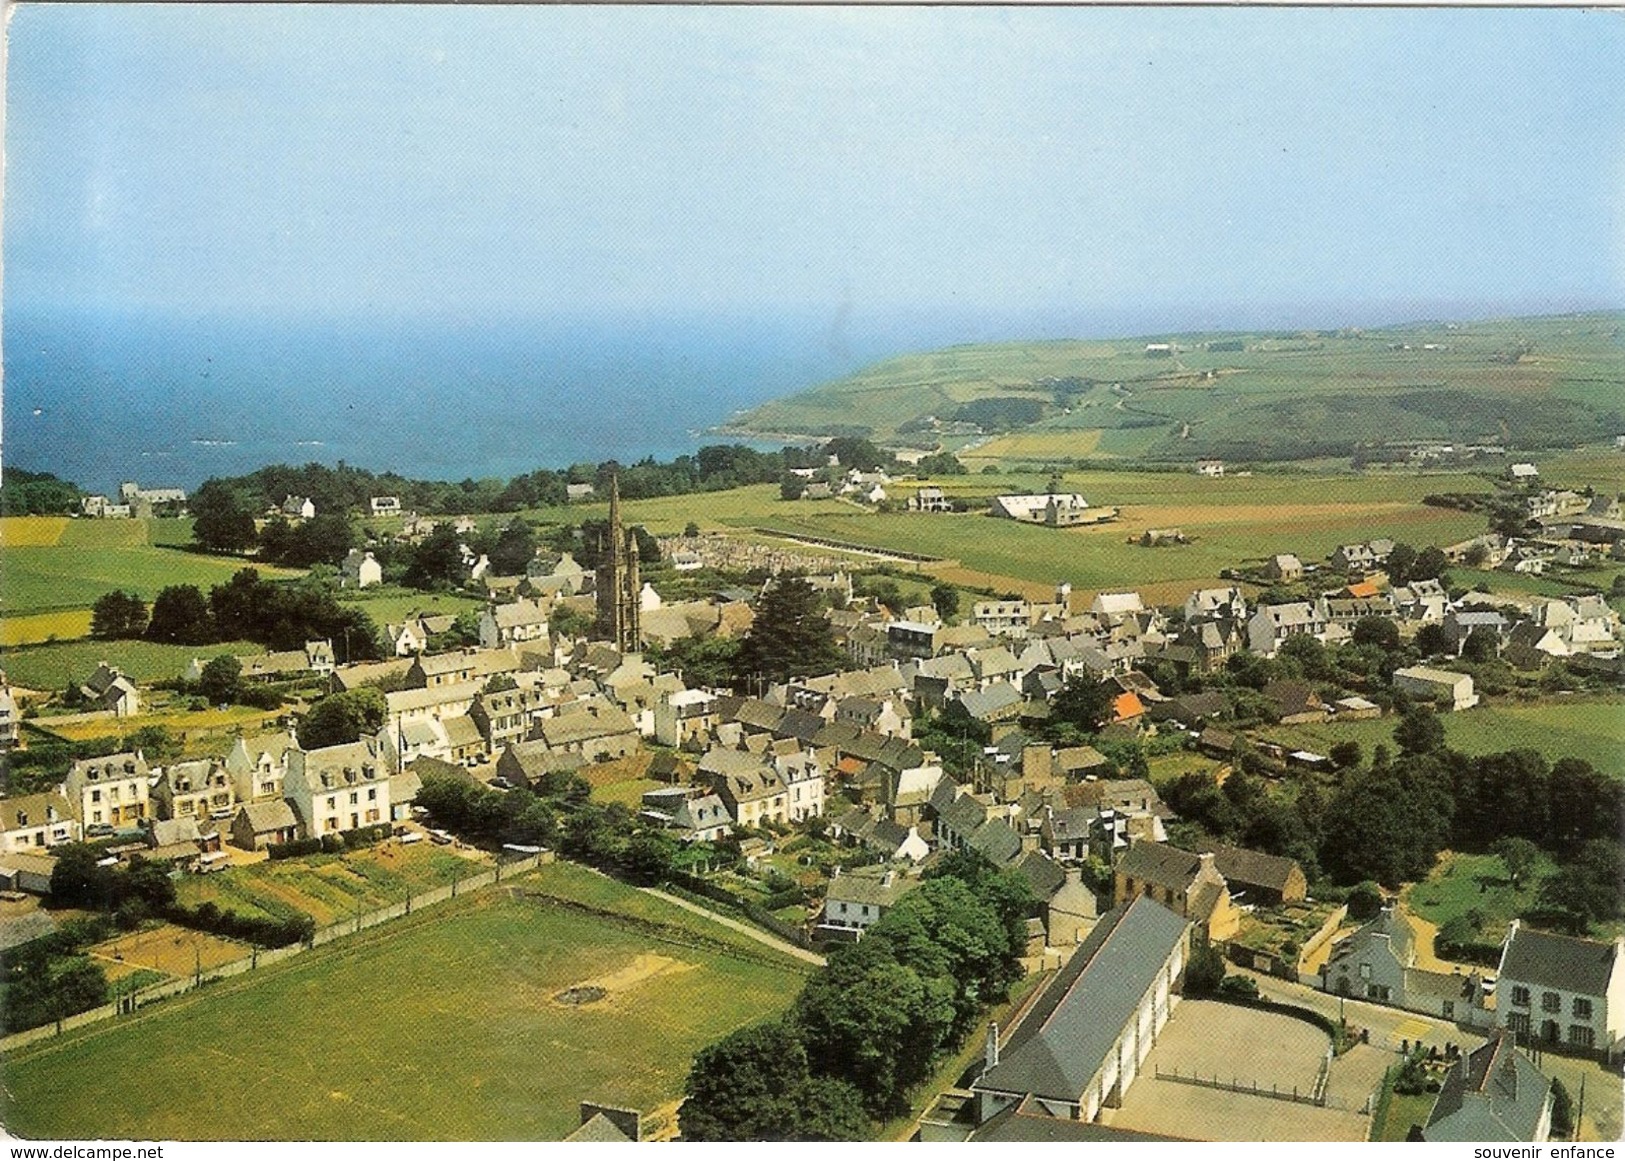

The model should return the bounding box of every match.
[0,516,302,643]
[2,862,809,1141]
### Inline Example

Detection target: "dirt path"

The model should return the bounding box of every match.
[640,888,825,967]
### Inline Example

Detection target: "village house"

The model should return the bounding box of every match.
[1321,907,1473,1020]
[281,494,317,520]
[228,800,300,851]
[406,646,522,689]
[1196,459,1225,477]
[284,738,391,837]
[340,548,383,588]
[1265,553,1305,582]
[63,751,151,829]
[1247,601,1326,657]
[80,661,141,718]
[817,864,919,939]
[772,749,826,822]
[972,599,1032,640]
[152,759,235,824]
[369,495,401,515]
[653,688,721,749]
[699,748,787,828]
[643,788,732,844]
[0,792,80,853]
[1113,842,1240,944]
[970,896,1190,1126]
[1422,1031,1553,1143]
[478,598,551,649]
[225,730,298,803]
[535,700,640,763]
[1207,845,1307,906]
[910,486,953,513]
[1496,921,1625,1060]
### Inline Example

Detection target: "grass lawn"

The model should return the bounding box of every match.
[0,609,95,648]
[3,864,808,1140]
[0,638,267,691]
[172,842,483,927]
[1372,1083,1436,1142]
[1261,695,1625,779]
[337,588,483,627]
[1405,851,1552,946]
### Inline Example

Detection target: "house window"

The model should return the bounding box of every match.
[1573,998,1593,1020]
[1507,1013,1530,1036]
[91,790,102,803]
[368,788,377,801]
[1359,963,1372,981]
[1442,1001,1455,1018]
[1541,991,1561,1013]
[1569,1025,1596,1049]
[1510,986,1530,1007]
[92,811,103,824]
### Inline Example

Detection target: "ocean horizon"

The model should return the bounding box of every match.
[3,298,1591,494]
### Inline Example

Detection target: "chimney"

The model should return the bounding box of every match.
[1065,866,1082,887]
[985,1021,1000,1070]
[1197,851,1217,875]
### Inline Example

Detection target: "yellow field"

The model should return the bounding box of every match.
[0,516,70,547]
[36,703,282,745]
[960,429,1103,461]
[0,609,96,646]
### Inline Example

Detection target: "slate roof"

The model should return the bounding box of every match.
[970,1096,1180,1142]
[1115,842,1204,891]
[968,817,1023,867]
[1425,1032,1552,1142]
[1210,844,1302,894]
[1015,849,1067,898]
[826,864,918,909]
[976,896,1189,1103]
[237,800,297,832]
[957,683,1024,722]
[1499,923,1621,996]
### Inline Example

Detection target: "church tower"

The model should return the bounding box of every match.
[595,474,641,652]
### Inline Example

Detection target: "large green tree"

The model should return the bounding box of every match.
[680,1019,868,1141]
[145,584,216,645]
[296,687,387,750]
[91,590,148,639]
[190,479,258,553]
[735,576,844,686]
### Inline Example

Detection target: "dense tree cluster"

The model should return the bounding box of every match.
[0,467,84,516]
[90,590,149,639]
[257,513,357,567]
[681,851,1033,1139]
[296,687,387,750]
[143,569,381,660]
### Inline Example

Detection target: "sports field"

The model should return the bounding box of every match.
[1261,695,1625,779]
[0,517,301,640]
[1,862,810,1140]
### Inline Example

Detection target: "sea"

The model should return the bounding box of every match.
[1,299,1524,493]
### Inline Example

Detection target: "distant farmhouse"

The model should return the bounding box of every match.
[990,494,1115,528]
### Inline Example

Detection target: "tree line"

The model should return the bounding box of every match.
[93,568,381,661]
[681,851,1034,1140]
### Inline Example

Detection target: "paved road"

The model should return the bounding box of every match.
[642,887,827,967]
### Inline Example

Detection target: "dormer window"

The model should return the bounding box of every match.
[16,812,28,827]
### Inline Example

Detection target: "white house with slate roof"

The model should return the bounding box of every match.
[971,895,1190,1125]
[1496,921,1625,1060]
[818,864,919,937]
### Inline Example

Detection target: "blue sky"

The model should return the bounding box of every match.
[8,5,1623,328]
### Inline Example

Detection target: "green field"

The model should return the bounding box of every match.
[337,587,483,628]
[526,469,1488,600]
[2,862,809,1140]
[0,638,267,691]
[1262,695,1625,779]
[730,312,1625,459]
[1,517,302,622]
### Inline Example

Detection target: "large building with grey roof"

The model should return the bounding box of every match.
[1423,1031,1552,1141]
[1496,921,1625,1060]
[971,895,1190,1125]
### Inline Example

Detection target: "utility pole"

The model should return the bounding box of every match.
[1575,1073,1586,1142]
